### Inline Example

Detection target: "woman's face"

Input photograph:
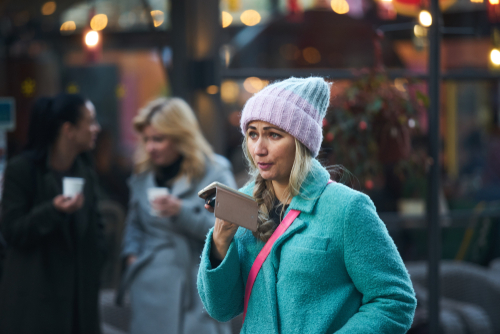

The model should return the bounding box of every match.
[247,121,296,185]
[70,101,101,152]
[142,125,180,167]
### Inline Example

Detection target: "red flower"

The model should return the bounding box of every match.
[365,179,374,190]
[359,121,367,130]
[322,118,328,127]
[326,132,334,142]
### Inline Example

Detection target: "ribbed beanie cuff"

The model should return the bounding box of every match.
[240,77,330,157]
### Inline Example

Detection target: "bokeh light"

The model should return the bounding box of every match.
[221,81,239,103]
[222,11,233,28]
[394,78,408,92]
[66,83,79,94]
[243,77,265,93]
[41,2,56,16]
[490,49,500,65]
[21,78,36,97]
[419,10,432,27]
[303,47,321,64]
[85,31,99,47]
[414,25,427,37]
[490,0,499,4]
[60,21,76,34]
[331,0,350,14]
[240,10,261,26]
[151,10,164,27]
[90,14,108,31]
[206,85,219,94]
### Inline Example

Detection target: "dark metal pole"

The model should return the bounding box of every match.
[170,0,190,100]
[427,0,441,333]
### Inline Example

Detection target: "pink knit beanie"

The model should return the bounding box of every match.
[240,77,330,157]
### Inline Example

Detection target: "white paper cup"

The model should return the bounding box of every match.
[148,187,169,216]
[63,177,85,198]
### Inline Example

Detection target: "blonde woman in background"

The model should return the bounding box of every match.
[119,98,235,334]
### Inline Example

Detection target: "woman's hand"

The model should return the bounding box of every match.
[53,194,84,214]
[205,203,239,260]
[152,195,182,217]
[127,255,137,266]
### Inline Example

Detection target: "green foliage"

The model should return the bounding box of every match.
[322,71,428,194]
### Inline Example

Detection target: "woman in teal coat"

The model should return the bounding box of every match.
[197,77,417,333]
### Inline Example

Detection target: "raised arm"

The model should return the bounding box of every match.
[197,228,244,322]
[1,160,68,249]
[173,162,237,241]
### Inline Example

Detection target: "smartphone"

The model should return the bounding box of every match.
[198,182,259,232]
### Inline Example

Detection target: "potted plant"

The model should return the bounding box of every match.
[322,70,429,212]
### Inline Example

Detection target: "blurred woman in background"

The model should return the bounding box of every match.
[0,94,105,334]
[120,97,235,334]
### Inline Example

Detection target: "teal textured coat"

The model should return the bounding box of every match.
[197,159,416,333]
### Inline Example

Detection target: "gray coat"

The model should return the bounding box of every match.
[120,155,235,334]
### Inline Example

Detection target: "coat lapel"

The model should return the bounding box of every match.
[269,158,330,261]
[239,159,332,333]
[141,171,156,210]
[260,215,307,334]
[269,216,307,268]
[255,159,331,332]
[136,171,159,212]
[260,259,281,334]
[171,174,193,198]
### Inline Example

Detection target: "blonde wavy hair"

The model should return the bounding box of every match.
[133,97,214,180]
[243,135,313,242]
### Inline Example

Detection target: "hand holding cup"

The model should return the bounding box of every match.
[54,177,86,213]
[152,195,182,217]
[148,187,181,217]
[53,193,84,213]
[63,177,85,198]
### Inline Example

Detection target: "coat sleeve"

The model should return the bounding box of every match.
[197,228,244,322]
[173,162,237,242]
[336,193,417,334]
[121,178,144,258]
[1,160,68,249]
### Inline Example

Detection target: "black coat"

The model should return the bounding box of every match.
[0,152,105,334]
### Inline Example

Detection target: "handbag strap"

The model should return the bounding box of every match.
[242,179,334,323]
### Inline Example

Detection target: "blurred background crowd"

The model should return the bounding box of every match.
[0,0,499,333]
